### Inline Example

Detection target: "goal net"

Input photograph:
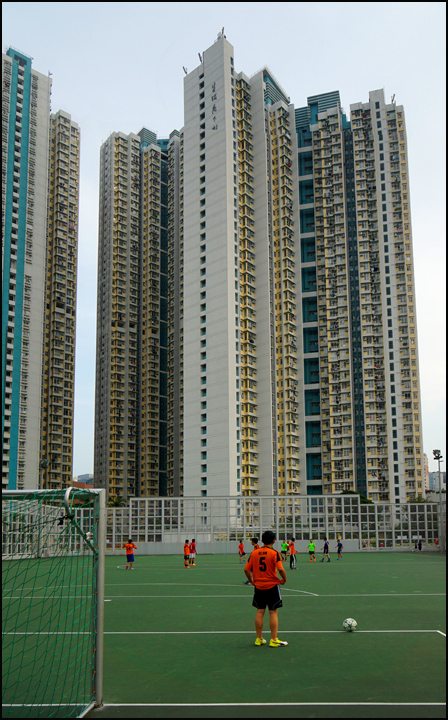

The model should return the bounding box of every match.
[2,487,105,718]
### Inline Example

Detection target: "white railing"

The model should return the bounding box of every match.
[104,496,445,554]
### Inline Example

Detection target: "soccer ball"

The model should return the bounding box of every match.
[343,618,357,632]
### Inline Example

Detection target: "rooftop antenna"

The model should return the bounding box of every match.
[222,27,225,36]
[183,66,188,75]
[198,53,203,63]
[391,93,395,104]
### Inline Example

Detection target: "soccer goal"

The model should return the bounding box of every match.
[2,487,105,718]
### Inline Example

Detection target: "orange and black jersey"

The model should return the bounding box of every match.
[245,546,284,590]
[123,542,136,556]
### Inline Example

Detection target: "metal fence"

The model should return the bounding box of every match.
[104,496,445,554]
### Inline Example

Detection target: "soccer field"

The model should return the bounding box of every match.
[2,550,445,718]
[88,551,446,719]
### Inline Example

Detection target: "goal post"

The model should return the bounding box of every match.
[2,487,105,718]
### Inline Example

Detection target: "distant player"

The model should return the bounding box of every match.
[306,539,316,562]
[123,539,137,570]
[288,538,297,570]
[335,539,343,559]
[184,540,190,569]
[320,538,331,562]
[243,537,261,584]
[281,540,289,561]
[189,539,196,566]
[238,541,247,563]
[418,540,422,553]
[244,529,288,647]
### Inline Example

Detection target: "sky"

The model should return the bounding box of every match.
[3,2,446,476]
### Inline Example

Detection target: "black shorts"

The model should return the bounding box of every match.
[309,551,315,555]
[252,584,283,611]
[323,548,329,554]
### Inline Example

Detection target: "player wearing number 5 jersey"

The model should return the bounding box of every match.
[244,530,288,648]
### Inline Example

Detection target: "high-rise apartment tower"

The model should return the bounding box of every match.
[2,48,79,491]
[95,34,424,502]
[94,129,181,501]
[180,35,423,501]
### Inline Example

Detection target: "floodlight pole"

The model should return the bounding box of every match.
[433,450,444,552]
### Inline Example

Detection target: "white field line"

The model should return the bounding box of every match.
[142,560,444,563]
[3,629,444,636]
[9,582,310,590]
[94,702,448,707]
[3,592,446,600]
[3,702,446,708]
[104,566,445,572]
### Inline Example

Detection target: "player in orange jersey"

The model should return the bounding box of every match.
[123,539,137,570]
[184,540,190,568]
[244,530,288,648]
[243,537,261,584]
[250,537,261,552]
[189,539,196,566]
[238,541,246,563]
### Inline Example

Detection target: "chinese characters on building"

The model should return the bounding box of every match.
[211,81,218,130]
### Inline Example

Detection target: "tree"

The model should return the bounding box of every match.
[341,490,373,505]
[108,495,125,508]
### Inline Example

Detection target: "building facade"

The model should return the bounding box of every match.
[424,452,429,492]
[2,48,79,491]
[428,471,446,493]
[95,34,424,502]
[179,35,424,501]
[42,110,80,489]
[94,129,181,501]
[293,88,424,502]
